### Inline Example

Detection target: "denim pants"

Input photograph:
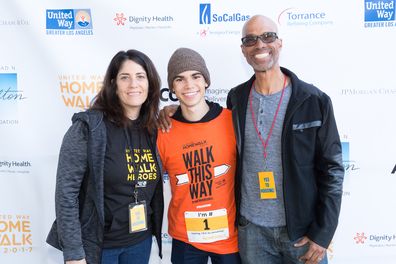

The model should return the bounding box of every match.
[238,217,328,264]
[101,236,152,264]
[171,238,241,264]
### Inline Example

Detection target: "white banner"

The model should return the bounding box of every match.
[1,1,396,263]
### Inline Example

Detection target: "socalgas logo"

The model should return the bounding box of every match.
[278,7,334,27]
[59,74,103,109]
[0,71,26,125]
[199,3,250,25]
[364,0,395,27]
[46,9,93,35]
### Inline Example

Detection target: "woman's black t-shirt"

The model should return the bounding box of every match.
[103,118,160,248]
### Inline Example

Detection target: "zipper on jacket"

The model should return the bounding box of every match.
[281,93,310,235]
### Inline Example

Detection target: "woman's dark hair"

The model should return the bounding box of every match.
[91,49,161,134]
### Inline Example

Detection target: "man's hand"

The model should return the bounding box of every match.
[66,259,87,264]
[294,236,326,264]
[158,105,178,132]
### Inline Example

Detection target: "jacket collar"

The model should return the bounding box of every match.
[235,67,311,136]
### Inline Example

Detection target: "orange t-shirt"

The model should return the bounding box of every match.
[157,109,238,254]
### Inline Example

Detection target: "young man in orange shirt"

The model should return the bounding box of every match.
[157,48,240,264]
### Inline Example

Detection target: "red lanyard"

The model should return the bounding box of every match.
[248,75,287,160]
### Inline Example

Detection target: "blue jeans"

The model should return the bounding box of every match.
[238,216,328,264]
[171,238,241,264]
[101,236,152,264]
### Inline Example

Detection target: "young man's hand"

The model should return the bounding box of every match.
[158,105,178,132]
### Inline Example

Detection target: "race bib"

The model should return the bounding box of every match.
[184,209,229,243]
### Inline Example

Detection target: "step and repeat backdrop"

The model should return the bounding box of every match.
[1,0,396,263]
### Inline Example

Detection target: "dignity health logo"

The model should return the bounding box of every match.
[199,3,250,25]
[46,9,93,35]
[354,232,396,247]
[364,0,396,27]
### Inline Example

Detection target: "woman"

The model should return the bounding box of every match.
[47,50,163,264]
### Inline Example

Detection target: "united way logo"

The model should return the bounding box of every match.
[364,0,395,21]
[46,9,93,35]
[75,10,92,28]
[200,4,211,24]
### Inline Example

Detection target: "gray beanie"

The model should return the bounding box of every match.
[167,48,210,91]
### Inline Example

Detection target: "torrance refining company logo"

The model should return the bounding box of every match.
[277,7,334,27]
[0,72,26,125]
[46,9,93,35]
[364,0,396,27]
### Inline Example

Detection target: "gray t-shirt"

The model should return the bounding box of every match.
[240,83,291,227]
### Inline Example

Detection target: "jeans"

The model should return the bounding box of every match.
[101,236,152,264]
[238,216,328,264]
[171,238,241,264]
